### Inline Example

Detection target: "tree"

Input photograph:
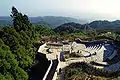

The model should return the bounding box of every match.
[11,6,31,32]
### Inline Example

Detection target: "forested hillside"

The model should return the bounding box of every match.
[89,20,120,30]
[53,22,84,33]
[0,16,87,28]
[30,16,87,28]
[1,16,120,30]
[53,20,120,34]
[0,17,12,27]
[0,7,54,80]
[1,6,120,80]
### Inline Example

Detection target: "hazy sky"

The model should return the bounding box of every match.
[1,0,120,20]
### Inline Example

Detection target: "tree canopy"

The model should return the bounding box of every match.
[0,6,54,80]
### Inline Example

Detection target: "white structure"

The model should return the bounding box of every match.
[38,43,47,53]
[71,42,117,65]
[38,43,63,60]
[63,44,71,52]
[38,41,118,78]
[71,42,86,53]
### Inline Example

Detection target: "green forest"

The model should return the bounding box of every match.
[1,6,120,80]
[0,7,54,80]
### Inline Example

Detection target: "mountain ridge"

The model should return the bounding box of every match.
[54,20,120,33]
[1,16,120,31]
[0,16,87,28]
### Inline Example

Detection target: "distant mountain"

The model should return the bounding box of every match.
[88,20,120,30]
[53,20,120,33]
[0,16,12,27]
[0,16,87,28]
[1,16,120,31]
[53,22,84,33]
[32,21,53,28]
[29,16,87,28]
[0,16,12,21]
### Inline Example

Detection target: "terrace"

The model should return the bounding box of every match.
[38,40,119,80]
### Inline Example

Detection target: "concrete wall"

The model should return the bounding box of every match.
[72,42,86,53]
[38,43,47,53]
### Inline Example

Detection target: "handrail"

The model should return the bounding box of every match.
[43,60,53,80]
[45,59,59,80]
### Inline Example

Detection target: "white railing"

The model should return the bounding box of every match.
[52,70,58,80]
[43,60,53,80]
